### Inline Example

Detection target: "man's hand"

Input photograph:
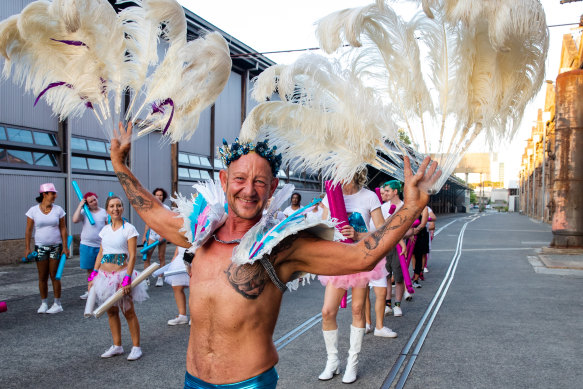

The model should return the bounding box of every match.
[110,122,133,168]
[403,156,441,211]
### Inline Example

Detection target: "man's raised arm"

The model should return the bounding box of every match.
[286,156,440,277]
[110,122,189,248]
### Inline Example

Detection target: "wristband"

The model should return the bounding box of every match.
[121,274,131,287]
[87,270,99,282]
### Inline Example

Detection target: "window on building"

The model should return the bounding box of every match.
[0,125,60,171]
[71,135,114,175]
[178,151,212,182]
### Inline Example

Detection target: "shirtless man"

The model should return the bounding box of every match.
[110,123,440,388]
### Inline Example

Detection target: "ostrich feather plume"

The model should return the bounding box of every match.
[315,0,548,191]
[240,54,400,185]
[0,0,231,143]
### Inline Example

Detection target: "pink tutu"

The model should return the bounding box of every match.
[319,258,389,289]
[93,269,149,312]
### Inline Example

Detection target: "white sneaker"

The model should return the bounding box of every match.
[365,323,373,334]
[37,302,49,314]
[424,267,429,273]
[384,306,393,316]
[101,345,124,358]
[412,280,422,288]
[393,305,403,317]
[80,291,89,300]
[46,303,63,314]
[189,319,191,326]
[404,290,413,301]
[127,346,142,361]
[374,327,398,338]
[167,315,189,326]
[155,277,164,287]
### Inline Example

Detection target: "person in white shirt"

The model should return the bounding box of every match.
[318,169,396,384]
[282,192,301,217]
[379,181,408,317]
[142,188,170,287]
[72,191,107,300]
[25,183,69,314]
[88,196,148,361]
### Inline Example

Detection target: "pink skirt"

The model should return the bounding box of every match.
[319,259,389,289]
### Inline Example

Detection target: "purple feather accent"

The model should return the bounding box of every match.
[151,98,175,135]
[85,101,93,109]
[34,82,72,106]
[50,38,87,47]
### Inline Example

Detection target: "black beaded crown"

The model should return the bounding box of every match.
[218,138,282,177]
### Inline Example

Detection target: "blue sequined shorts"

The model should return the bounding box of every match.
[184,367,278,389]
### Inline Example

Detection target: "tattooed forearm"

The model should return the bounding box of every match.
[225,262,268,299]
[115,172,154,211]
[363,209,410,251]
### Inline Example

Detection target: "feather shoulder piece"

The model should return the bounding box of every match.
[231,195,344,291]
[172,179,227,254]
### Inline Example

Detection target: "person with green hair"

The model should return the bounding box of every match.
[380,180,409,316]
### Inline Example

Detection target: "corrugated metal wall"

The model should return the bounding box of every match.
[215,72,242,145]
[0,170,66,240]
[178,107,212,156]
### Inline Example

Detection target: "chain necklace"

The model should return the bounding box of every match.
[212,234,241,244]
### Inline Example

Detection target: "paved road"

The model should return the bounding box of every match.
[1,213,581,388]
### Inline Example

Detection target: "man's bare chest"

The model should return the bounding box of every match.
[191,245,272,300]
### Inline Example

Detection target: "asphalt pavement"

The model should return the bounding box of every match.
[1,212,581,388]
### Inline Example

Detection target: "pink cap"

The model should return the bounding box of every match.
[39,183,57,193]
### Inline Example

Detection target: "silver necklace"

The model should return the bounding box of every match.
[212,234,241,244]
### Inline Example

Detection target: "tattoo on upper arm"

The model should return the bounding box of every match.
[115,172,153,211]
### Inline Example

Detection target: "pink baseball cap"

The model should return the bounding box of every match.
[39,183,57,193]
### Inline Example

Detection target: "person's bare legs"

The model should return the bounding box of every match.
[48,258,61,298]
[36,260,49,299]
[321,284,346,330]
[122,302,140,347]
[395,282,404,302]
[158,241,167,267]
[351,287,367,328]
[173,286,187,316]
[373,286,387,330]
[107,306,122,346]
[365,287,372,327]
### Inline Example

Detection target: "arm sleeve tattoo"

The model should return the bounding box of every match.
[115,172,153,211]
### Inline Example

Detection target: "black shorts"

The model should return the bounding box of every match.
[385,249,403,283]
[35,244,62,261]
[413,229,430,257]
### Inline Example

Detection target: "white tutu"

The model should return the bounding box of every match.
[93,269,149,312]
[164,247,189,287]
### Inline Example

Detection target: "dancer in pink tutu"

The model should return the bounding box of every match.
[88,196,148,361]
[318,169,395,384]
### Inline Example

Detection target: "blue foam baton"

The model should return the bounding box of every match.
[140,238,165,255]
[107,192,114,224]
[72,181,95,225]
[55,235,73,280]
[142,229,151,260]
[22,251,38,263]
